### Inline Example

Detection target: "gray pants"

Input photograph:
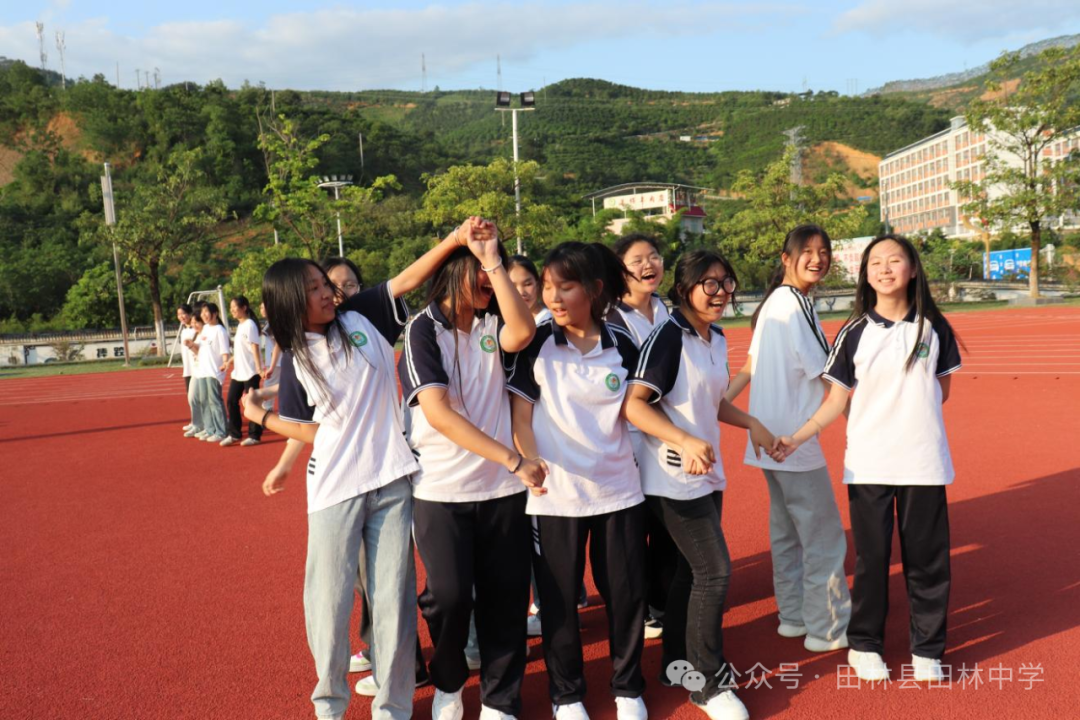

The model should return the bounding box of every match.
[762,467,851,642]
[305,477,417,720]
[192,377,227,437]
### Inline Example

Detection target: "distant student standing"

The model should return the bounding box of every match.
[400,234,541,720]
[223,295,264,447]
[184,314,208,439]
[260,300,280,410]
[625,250,776,720]
[508,242,648,720]
[177,303,199,435]
[774,234,961,684]
[725,224,852,653]
[605,233,674,641]
[189,303,230,443]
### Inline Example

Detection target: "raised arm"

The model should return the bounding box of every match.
[462,222,535,353]
[388,217,486,299]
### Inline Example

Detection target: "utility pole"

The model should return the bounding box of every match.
[101,163,132,366]
[116,61,120,88]
[55,31,66,89]
[783,126,805,187]
[154,68,161,89]
[35,22,47,73]
[495,92,536,255]
[421,53,427,93]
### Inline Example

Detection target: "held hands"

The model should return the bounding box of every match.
[459,216,501,267]
[770,436,800,462]
[748,418,780,462]
[514,456,549,496]
[678,435,715,476]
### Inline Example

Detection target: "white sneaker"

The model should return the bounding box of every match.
[644,616,663,640]
[479,705,516,720]
[203,435,223,443]
[195,431,209,440]
[777,622,807,638]
[466,653,482,671]
[804,634,848,652]
[699,690,749,720]
[848,649,890,682]
[553,702,590,720]
[184,428,201,437]
[911,654,944,682]
[527,613,543,637]
[615,696,648,720]
[219,436,238,447]
[240,438,260,446]
[355,674,378,696]
[349,650,371,673]
[432,688,464,720]
[529,603,540,615]
[182,423,194,431]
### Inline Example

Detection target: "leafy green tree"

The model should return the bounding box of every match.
[84,148,228,353]
[223,242,294,308]
[717,146,868,288]
[953,46,1080,298]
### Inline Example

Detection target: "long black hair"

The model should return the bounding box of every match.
[668,249,738,309]
[542,242,629,325]
[751,223,832,329]
[231,295,256,321]
[263,258,352,405]
[507,254,540,284]
[851,233,954,371]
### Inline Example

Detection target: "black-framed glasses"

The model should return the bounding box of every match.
[698,276,737,296]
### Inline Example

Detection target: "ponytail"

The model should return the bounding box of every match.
[750,223,833,329]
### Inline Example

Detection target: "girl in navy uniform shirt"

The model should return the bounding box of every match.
[624,250,776,720]
[508,242,648,720]
[775,234,961,684]
[400,233,543,720]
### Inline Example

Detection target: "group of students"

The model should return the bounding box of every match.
[177,296,276,446]
[228,218,960,720]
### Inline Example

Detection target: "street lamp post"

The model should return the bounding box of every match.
[495,91,536,255]
[317,175,354,257]
[100,162,131,366]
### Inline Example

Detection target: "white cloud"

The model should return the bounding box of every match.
[0,2,802,90]
[834,0,1080,42]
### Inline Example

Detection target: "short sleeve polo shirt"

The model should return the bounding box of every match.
[398,303,522,503]
[823,308,962,486]
[605,294,670,347]
[506,321,644,517]
[745,286,830,472]
[197,324,230,384]
[628,309,729,500]
[276,282,418,514]
[180,326,198,377]
[231,318,262,382]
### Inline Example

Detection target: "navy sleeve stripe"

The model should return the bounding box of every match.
[824,315,864,373]
[791,287,829,356]
[634,320,667,378]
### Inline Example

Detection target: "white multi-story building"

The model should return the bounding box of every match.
[583,183,707,237]
[878,116,1080,238]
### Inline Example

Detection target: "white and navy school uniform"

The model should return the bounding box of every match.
[226,317,263,440]
[627,308,735,700]
[260,324,279,411]
[506,320,647,705]
[533,307,552,325]
[398,302,530,713]
[745,286,850,643]
[276,282,420,719]
[195,322,230,438]
[823,307,961,660]
[606,294,677,623]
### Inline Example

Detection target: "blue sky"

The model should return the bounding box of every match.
[3,1,1079,93]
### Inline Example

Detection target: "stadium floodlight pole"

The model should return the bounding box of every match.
[495,91,536,255]
[101,162,131,367]
[317,175,354,257]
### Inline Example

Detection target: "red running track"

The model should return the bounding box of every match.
[2,306,1079,719]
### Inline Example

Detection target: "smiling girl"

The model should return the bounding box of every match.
[624,250,776,720]
[507,242,647,720]
[725,224,852,654]
[508,255,550,325]
[774,234,961,684]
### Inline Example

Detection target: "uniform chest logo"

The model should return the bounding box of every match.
[349,331,369,348]
[916,342,930,359]
[480,335,497,353]
[605,373,621,391]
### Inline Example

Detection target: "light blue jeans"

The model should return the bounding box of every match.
[305,477,417,720]
[192,377,227,437]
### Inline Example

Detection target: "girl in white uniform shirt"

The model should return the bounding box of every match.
[774,234,961,685]
[605,233,675,642]
[223,295,264,447]
[183,311,207,438]
[241,220,488,720]
[177,303,199,435]
[508,255,551,325]
[188,302,230,442]
[624,250,777,720]
[725,224,852,653]
[399,236,543,720]
[507,242,648,720]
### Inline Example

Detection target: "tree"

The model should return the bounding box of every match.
[419,158,564,256]
[85,148,228,354]
[717,146,868,288]
[953,46,1080,298]
[223,242,293,308]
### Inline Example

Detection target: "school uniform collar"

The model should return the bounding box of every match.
[670,308,723,339]
[617,293,662,315]
[551,322,617,349]
[867,306,918,328]
[426,301,488,331]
